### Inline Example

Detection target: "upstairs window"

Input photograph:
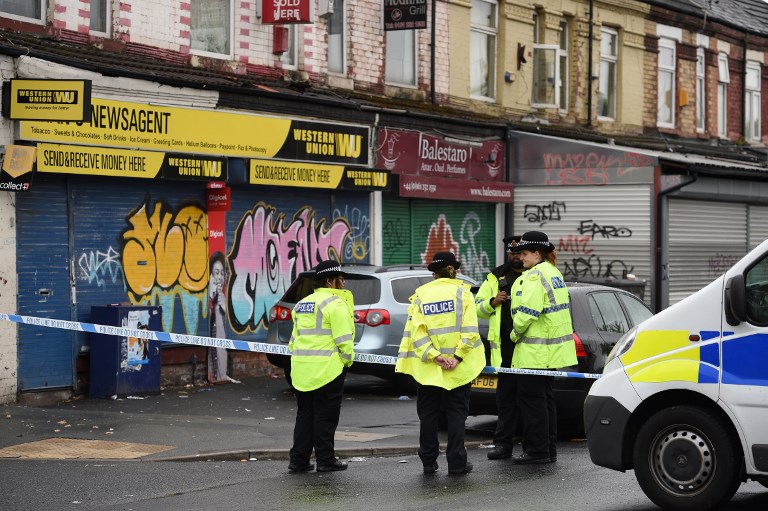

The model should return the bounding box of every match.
[386,30,417,86]
[470,0,497,99]
[696,46,706,132]
[90,0,109,34]
[190,0,232,56]
[280,24,298,70]
[657,38,676,128]
[531,14,569,111]
[1,0,44,22]
[327,0,345,74]
[745,62,762,142]
[717,53,730,138]
[598,27,618,119]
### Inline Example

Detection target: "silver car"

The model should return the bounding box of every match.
[266,265,482,388]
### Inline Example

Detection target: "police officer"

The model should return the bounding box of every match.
[508,231,576,464]
[396,252,485,475]
[475,235,525,460]
[288,260,354,473]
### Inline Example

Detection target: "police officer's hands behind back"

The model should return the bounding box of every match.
[434,355,457,370]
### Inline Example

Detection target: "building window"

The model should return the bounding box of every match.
[598,27,618,119]
[90,0,109,34]
[696,47,706,132]
[470,0,497,99]
[327,0,345,74]
[657,38,676,128]
[280,24,299,69]
[531,14,569,110]
[746,62,762,142]
[190,0,232,56]
[386,30,417,86]
[717,53,729,138]
[1,0,44,22]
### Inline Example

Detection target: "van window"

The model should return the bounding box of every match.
[745,256,768,324]
[589,292,630,333]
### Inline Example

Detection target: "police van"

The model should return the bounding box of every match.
[585,240,768,511]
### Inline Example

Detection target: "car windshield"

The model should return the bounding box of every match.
[281,274,381,305]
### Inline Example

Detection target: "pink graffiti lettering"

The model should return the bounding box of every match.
[228,203,351,333]
[558,235,593,255]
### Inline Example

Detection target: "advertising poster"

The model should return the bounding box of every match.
[124,310,151,367]
[207,182,230,383]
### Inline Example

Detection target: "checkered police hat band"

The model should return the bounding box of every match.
[517,240,549,248]
[317,265,342,275]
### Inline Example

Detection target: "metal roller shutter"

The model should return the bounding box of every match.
[514,185,652,290]
[382,198,497,283]
[748,205,768,250]
[668,199,747,305]
[17,175,74,390]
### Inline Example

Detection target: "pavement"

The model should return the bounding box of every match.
[0,373,495,463]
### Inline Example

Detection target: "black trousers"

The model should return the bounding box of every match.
[516,374,557,458]
[289,371,346,467]
[416,382,471,471]
[493,372,520,448]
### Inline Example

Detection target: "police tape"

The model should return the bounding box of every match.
[0,312,601,380]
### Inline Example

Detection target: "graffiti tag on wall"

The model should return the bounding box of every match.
[121,199,209,334]
[419,213,489,282]
[228,202,351,334]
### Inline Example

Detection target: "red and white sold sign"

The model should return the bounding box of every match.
[261,0,312,23]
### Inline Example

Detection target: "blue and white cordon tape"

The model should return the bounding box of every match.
[0,313,600,380]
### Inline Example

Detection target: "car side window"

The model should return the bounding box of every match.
[588,292,630,334]
[618,293,653,326]
[391,276,433,303]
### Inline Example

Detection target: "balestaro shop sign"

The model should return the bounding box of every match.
[376,128,512,202]
[2,79,92,122]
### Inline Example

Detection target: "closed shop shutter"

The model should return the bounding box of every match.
[668,199,747,305]
[70,177,205,345]
[382,198,497,283]
[514,185,652,298]
[17,175,74,390]
[748,205,768,250]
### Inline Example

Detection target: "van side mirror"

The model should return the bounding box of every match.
[724,274,747,326]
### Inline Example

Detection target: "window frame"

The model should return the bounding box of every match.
[598,27,618,121]
[327,0,346,75]
[280,24,299,70]
[90,0,110,36]
[469,0,498,101]
[745,61,762,143]
[531,14,569,111]
[558,19,569,113]
[189,0,234,59]
[717,52,730,139]
[657,37,676,129]
[0,0,45,24]
[696,46,706,133]
[385,29,418,87]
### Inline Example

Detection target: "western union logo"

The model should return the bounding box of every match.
[17,90,79,104]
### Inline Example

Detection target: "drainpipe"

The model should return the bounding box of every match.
[431,0,437,105]
[587,0,594,126]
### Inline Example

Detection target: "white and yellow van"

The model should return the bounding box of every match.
[585,240,768,511]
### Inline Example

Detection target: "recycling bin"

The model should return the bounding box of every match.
[89,305,162,399]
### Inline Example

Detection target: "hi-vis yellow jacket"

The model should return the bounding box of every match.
[475,269,520,368]
[510,261,577,370]
[289,288,355,392]
[395,278,485,390]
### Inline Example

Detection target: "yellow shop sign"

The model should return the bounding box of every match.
[5,79,92,121]
[249,159,343,189]
[37,143,164,179]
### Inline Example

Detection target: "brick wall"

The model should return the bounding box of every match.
[0,54,17,404]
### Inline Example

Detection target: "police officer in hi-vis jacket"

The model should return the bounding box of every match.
[288,260,354,473]
[396,252,485,475]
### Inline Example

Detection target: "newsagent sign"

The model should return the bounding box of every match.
[383,0,428,31]
[20,99,370,166]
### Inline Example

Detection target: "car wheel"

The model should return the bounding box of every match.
[632,405,742,511]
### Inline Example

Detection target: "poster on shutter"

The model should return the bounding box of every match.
[207,182,229,383]
[0,144,36,192]
[261,0,312,24]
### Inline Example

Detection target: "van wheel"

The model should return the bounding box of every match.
[633,406,742,511]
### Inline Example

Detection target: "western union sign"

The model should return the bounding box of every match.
[3,79,92,121]
[20,98,370,166]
